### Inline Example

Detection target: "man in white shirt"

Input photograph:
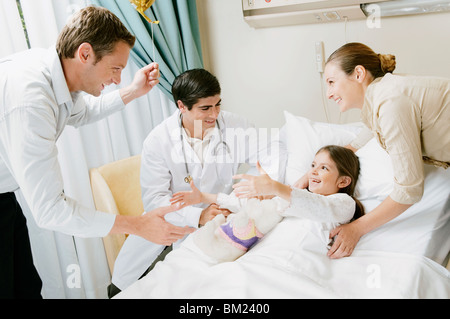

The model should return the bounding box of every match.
[0,6,193,299]
[110,69,261,296]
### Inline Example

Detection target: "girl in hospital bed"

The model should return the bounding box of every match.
[170,145,364,262]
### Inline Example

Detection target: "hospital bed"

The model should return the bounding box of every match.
[115,111,450,299]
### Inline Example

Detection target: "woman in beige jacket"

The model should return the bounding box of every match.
[323,42,449,259]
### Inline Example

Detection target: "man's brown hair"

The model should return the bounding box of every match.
[56,6,136,63]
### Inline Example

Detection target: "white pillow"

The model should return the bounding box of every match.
[283,111,450,263]
[355,138,393,202]
[284,111,360,185]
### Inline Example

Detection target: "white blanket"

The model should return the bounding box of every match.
[116,217,450,299]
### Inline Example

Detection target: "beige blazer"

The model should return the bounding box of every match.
[361,74,450,204]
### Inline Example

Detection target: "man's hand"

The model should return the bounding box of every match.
[120,63,160,104]
[139,205,195,245]
[199,204,232,227]
[110,204,194,246]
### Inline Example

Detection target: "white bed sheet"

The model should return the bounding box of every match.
[116,114,450,299]
[116,163,450,299]
[357,163,450,265]
[116,217,450,299]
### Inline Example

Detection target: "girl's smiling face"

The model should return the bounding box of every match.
[308,150,351,196]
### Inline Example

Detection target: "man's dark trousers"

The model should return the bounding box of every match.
[0,192,42,299]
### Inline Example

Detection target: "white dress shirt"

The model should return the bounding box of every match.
[0,47,124,237]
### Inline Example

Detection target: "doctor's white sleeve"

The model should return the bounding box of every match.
[2,105,116,237]
[140,135,203,228]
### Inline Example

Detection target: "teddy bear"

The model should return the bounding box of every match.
[193,197,288,262]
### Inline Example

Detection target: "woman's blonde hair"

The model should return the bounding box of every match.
[326,42,396,79]
[56,6,136,63]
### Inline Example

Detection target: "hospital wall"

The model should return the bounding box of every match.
[196,0,450,129]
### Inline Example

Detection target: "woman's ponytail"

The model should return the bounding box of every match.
[378,53,396,74]
[327,42,396,79]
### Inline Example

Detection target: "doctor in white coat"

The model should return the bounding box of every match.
[110,69,260,295]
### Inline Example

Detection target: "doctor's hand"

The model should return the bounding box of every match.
[120,62,160,105]
[138,204,195,246]
[232,162,275,198]
[170,181,203,209]
[199,204,232,227]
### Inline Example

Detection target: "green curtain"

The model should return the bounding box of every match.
[92,0,204,99]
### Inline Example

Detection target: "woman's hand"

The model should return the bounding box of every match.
[232,162,275,198]
[327,196,412,259]
[170,180,203,209]
[327,222,363,259]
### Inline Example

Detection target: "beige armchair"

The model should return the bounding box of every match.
[89,155,143,274]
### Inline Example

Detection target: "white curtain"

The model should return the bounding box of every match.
[0,0,29,57]
[3,0,176,298]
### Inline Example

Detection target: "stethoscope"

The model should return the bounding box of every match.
[179,114,232,186]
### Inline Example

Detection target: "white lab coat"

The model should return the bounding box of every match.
[112,110,259,290]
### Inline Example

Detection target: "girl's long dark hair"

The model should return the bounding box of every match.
[317,145,365,222]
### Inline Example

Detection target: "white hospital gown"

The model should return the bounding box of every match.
[217,188,356,247]
[283,188,356,246]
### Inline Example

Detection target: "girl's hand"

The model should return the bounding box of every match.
[251,195,276,201]
[170,180,202,208]
[292,173,309,189]
[232,162,275,198]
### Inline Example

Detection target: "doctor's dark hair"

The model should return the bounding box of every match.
[56,6,135,63]
[172,69,221,110]
[316,145,365,222]
[326,42,396,79]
